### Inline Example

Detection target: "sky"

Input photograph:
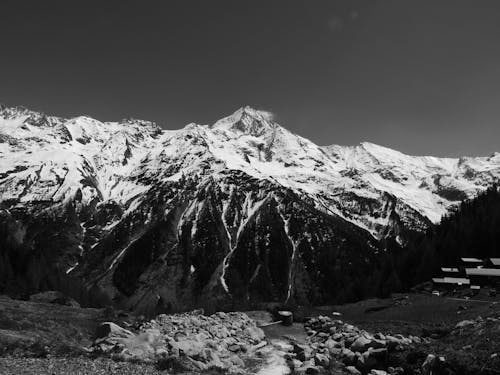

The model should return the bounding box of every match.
[1,0,500,157]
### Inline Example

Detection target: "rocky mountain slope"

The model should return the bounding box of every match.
[1,104,499,312]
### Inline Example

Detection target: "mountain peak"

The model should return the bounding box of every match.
[211,106,277,136]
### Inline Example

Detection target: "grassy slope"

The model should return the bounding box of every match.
[0,295,107,356]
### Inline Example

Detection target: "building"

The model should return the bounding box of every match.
[432,258,500,290]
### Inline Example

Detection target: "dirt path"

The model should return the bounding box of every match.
[254,338,293,375]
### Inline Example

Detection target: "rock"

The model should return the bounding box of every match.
[95,322,134,340]
[360,350,377,369]
[305,367,321,375]
[350,336,372,352]
[370,370,388,375]
[90,309,271,373]
[351,335,385,352]
[295,362,321,375]
[173,338,205,358]
[314,352,330,367]
[243,325,265,342]
[228,344,241,352]
[340,348,356,365]
[368,347,388,362]
[228,354,245,367]
[294,343,314,361]
[287,358,303,370]
[324,338,338,351]
[422,354,439,375]
[385,335,410,350]
[252,340,267,351]
[345,365,362,375]
[455,319,475,329]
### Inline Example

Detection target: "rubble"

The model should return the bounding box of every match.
[288,315,425,374]
[91,310,266,373]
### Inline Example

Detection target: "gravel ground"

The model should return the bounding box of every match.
[0,356,167,375]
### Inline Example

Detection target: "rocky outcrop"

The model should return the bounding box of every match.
[92,310,267,373]
[287,316,424,374]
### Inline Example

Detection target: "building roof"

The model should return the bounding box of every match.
[465,268,500,277]
[432,277,470,285]
[441,267,460,272]
[490,258,500,266]
[461,258,483,263]
[444,277,470,284]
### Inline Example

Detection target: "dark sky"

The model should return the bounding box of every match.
[1,1,500,156]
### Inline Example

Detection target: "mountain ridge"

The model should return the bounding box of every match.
[1,103,499,312]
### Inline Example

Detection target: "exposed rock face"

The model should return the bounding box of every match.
[1,104,499,311]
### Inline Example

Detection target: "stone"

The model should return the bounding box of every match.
[305,367,321,375]
[229,353,245,367]
[295,362,321,375]
[324,338,339,351]
[360,350,378,369]
[294,343,314,361]
[368,347,388,362]
[287,358,303,370]
[95,322,134,340]
[350,336,372,352]
[243,325,265,342]
[421,354,438,375]
[340,348,356,365]
[455,319,476,329]
[351,335,385,352]
[370,370,388,375]
[345,365,362,375]
[172,338,205,358]
[314,353,330,367]
[387,367,404,375]
[228,344,241,352]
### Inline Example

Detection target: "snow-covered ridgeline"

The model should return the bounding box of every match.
[1,104,499,240]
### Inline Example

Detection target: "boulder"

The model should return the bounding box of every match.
[351,335,385,352]
[351,336,373,352]
[95,322,134,340]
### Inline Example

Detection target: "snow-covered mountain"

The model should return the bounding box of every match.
[1,104,499,312]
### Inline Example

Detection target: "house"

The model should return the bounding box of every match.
[432,258,500,290]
